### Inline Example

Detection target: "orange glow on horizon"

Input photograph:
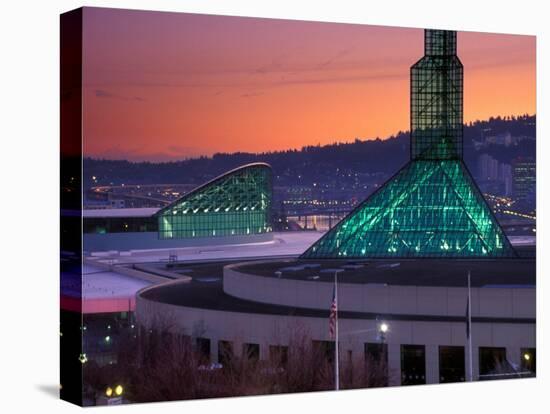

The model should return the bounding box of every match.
[82,8,535,161]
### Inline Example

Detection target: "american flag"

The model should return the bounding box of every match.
[329,285,338,340]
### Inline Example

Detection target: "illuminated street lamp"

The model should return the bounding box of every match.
[523,353,531,361]
[102,384,124,405]
[378,321,389,343]
[339,321,390,341]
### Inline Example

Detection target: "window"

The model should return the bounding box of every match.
[479,347,507,380]
[439,346,465,383]
[401,345,426,385]
[365,343,388,387]
[312,340,335,364]
[195,337,210,363]
[243,343,260,363]
[269,345,288,368]
[83,216,158,234]
[218,340,234,367]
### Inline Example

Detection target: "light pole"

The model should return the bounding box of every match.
[467,270,473,382]
[333,269,344,391]
[378,321,389,343]
[338,322,390,340]
[338,321,390,386]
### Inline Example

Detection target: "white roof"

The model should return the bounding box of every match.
[81,264,151,300]
[88,231,324,264]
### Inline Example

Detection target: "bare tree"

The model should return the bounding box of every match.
[83,318,392,404]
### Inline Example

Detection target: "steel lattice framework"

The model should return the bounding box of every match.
[156,163,272,239]
[411,30,463,160]
[301,29,516,259]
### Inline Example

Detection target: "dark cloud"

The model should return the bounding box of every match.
[240,92,264,98]
[95,89,145,101]
[316,49,352,69]
[166,145,204,157]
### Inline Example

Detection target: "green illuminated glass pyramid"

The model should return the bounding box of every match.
[301,30,516,259]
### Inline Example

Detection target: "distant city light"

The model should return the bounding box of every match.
[524,353,531,361]
[105,387,113,397]
[379,322,389,333]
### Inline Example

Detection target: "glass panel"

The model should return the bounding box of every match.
[479,347,507,380]
[269,345,288,367]
[301,29,515,259]
[412,30,463,160]
[242,343,260,362]
[401,345,426,385]
[302,160,516,258]
[218,340,234,366]
[195,337,211,363]
[157,164,272,239]
[365,343,389,387]
[439,345,465,383]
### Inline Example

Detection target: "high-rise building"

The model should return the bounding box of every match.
[478,153,500,181]
[500,163,513,196]
[301,30,515,259]
[512,157,536,201]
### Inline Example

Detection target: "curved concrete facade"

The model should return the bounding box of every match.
[136,259,536,386]
[223,262,535,318]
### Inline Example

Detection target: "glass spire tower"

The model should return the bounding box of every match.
[301,29,516,259]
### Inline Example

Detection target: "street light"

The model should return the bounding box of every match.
[105,385,123,399]
[378,321,389,343]
[338,321,390,340]
[523,353,531,361]
[333,269,344,391]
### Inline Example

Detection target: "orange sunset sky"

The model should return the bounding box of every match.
[82,7,536,161]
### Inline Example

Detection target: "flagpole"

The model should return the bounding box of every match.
[467,270,473,382]
[334,270,340,391]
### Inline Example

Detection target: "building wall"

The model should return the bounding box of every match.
[136,280,535,385]
[512,157,536,200]
[223,264,535,318]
